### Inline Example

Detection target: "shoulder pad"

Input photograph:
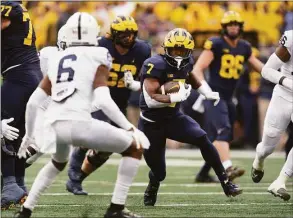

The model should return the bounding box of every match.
[145,55,167,70]
[39,46,58,58]
[279,30,293,49]
[203,36,221,50]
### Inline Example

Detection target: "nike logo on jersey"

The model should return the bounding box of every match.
[132,59,135,63]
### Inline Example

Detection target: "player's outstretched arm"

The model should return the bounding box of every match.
[248,54,264,73]
[190,51,220,106]
[25,76,51,138]
[18,76,51,158]
[92,65,133,130]
[261,46,292,91]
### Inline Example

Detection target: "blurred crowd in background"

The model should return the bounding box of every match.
[25,1,293,150]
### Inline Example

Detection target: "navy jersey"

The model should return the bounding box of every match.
[204,36,252,100]
[140,54,194,121]
[1,1,39,73]
[98,37,151,111]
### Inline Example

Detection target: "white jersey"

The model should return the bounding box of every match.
[274,30,293,101]
[45,46,112,122]
[39,46,59,76]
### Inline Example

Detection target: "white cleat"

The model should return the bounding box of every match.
[267,180,291,201]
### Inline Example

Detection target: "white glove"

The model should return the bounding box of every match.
[192,94,205,113]
[283,77,293,92]
[129,126,150,150]
[124,71,140,91]
[1,118,19,141]
[169,82,192,103]
[17,135,36,159]
[204,91,220,106]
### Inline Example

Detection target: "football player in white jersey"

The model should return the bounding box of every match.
[15,12,149,218]
[20,25,68,167]
[251,29,293,201]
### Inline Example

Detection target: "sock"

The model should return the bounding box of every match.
[253,154,264,171]
[68,147,87,182]
[278,148,293,185]
[16,176,25,187]
[197,136,228,182]
[222,160,232,170]
[197,162,212,177]
[23,161,60,210]
[149,171,160,185]
[111,157,140,206]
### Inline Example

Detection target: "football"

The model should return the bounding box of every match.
[160,81,188,94]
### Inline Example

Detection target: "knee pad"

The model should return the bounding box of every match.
[1,140,16,157]
[263,124,283,138]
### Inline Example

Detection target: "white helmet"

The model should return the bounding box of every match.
[65,12,100,47]
[57,24,67,50]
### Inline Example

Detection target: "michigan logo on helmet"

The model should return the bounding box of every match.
[163,28,194,69]
[221,11,244,40]
[110,15,138,49]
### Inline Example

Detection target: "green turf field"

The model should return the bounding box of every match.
[2,150,293,217]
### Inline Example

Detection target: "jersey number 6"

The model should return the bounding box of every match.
[57,54,77,83]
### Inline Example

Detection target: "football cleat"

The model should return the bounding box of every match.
[195,174,220,183]
[144,181,160,206]
[268,180,291,201]
[13,206,32,218]
[66,180,88,195]
[251,167,264,183]
[221,180,243,197]
[104,207,142,218]
[226,166,245,181]
[1,183,27,210]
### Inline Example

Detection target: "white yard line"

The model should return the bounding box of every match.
[42,192,285,196]
[35,202,293,207]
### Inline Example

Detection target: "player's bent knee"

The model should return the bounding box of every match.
[195,134,210,148]
[51,159,67,171]
[263,124,282,138]
[87,150,112,166]
[121,141,143,159]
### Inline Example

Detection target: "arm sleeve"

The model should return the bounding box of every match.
[261,53,285,84]
[25,88,49,138]
[92,86,132,130]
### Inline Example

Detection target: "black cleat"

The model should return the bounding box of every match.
[221,180,243,197]
[226,166,245,181]
[195,174,220,183]
[14,206,32,218]
[66,180,88,195]
[144,181,160,206]
[251,167,264,183]
[104,207,142,218]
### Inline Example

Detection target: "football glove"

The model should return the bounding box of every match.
[169,82,191,103]
[124,70,140,91]
[1,118,19,141]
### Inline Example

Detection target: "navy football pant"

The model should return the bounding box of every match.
[1,66,42,179]
[198,99,236,176]
[138,112,227,183]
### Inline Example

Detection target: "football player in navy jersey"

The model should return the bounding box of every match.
[1,1,42,209]
[139,28,242,206]
[192,11,263,182]
[66,15,151,195]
